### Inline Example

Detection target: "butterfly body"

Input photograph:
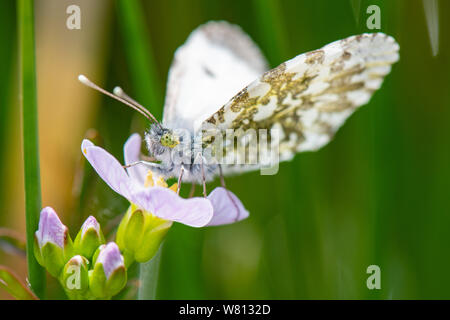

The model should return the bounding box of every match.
[143,124,220,183]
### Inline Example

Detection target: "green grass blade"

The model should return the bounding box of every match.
[350,0,362,26]
[0,266,38,300]
[0,1,16,225]
[115,0,163,299]
[17,0,46,298]
[115,0,163,119]
[423,0,439,56]
[251,0,289,64]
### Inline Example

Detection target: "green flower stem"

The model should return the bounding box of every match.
[137,245,162,300]
[18,0,46,298]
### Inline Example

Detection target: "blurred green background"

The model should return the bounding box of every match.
[1,0,449,299]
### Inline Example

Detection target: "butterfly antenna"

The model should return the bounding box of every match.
[113,86,161,127]
[78,75,160,125]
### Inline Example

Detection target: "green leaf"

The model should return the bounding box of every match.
[0,266,38,300]
[0,228,26,255]
[17,0,46,298]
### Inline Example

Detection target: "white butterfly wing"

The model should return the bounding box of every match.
[162,21,268,132]
[200,33,400,175]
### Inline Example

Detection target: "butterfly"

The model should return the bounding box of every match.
[79,21,399,195]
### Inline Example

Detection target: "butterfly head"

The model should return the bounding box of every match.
[145,124,180,161]
[160,130,179,148]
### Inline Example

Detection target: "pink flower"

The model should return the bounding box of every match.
[35,207,68,249]
[81,134,249,227]
[95,243,125,280]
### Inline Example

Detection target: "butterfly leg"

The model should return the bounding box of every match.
[199,155,207,198]
[188,183,196,198]
[177,166,185,195]
[122,160,169,179]
[122,160,159,169]
[218,164,226,188]
[218,164,240,222]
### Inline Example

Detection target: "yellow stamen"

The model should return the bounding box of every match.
[144,170,154,188]
[169,183,178,192]
[156,177,168,188]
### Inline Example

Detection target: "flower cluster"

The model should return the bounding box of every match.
[35,133,250,299]
[34,207,126,299]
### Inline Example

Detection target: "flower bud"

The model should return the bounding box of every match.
[34,207,73,277]
[73,216,105,260]
[89,242,126,299]
[116,204,172,265]
[60,255,89,298]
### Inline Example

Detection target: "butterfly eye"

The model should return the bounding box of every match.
[160,132,179,148]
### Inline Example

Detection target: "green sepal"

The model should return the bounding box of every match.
[89,243,128,299]
[123,209,144,252]
[121,249,135,268]
[135,218,172,263]
[73,225,105,261]
[105,265,127,297]
[88,262,126,299]
[34,229,73,277]
[40,242,65,277]
[89,264,108,299]
[60,255,89,296]
[117,203,172,263]
[116,204,138,250]
[91,244,105,266]
[33,235,44,267]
